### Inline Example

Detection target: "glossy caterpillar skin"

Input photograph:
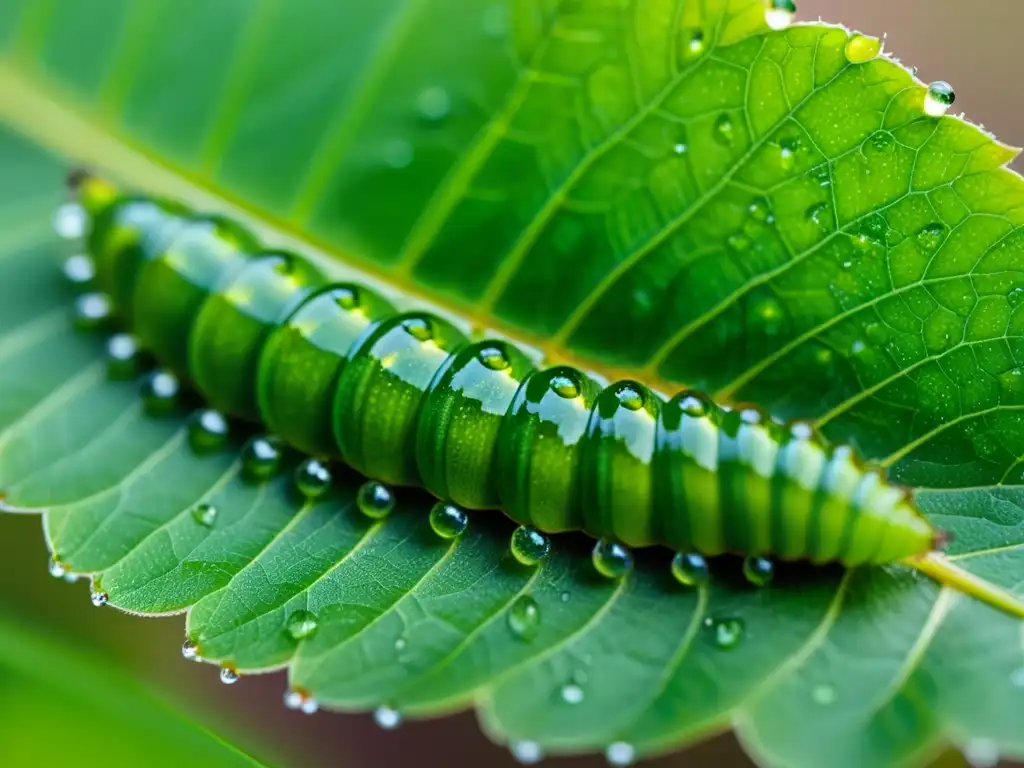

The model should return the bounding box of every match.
[74,176,939,572]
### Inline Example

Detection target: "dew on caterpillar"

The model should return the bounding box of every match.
[60,172,1024,620]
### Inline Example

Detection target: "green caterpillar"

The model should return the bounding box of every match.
[63,172,1024,618]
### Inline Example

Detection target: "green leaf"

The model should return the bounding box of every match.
[0,2,1022,767]
[0,616,266,767]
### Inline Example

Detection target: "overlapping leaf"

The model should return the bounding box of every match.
[0,1,1022,766]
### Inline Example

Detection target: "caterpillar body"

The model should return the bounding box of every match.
[64,174,1024,619]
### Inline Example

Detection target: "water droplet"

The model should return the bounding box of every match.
[417,86,451,121]
[867,130,896,156]
[777,137,800,171]
[90,589,109,607]
[1010,667,1024,688]
[294,458,332,500]
[509,740,544,765]
[806,203,830,227]
[924,81,955,117]
[1008,287,1024,309]
[394,636,407,652]
[191,503,218,529]
[560,591,571,603]
[680,28,705,60]
[242,436,284,482]
[811,683,837,706]
[748,198,772,223]
[764,0,796,30]
[507,595,541,642]
[614,383,645,411]
[741,557,770,585]
[478,344,510,371]
[810,164,831,188]
[106,333,141,379]
[678,392,712,418]
[727,233,751,252]
[220,666,240,685]
[429,502,469,539]
[283,689,318,714]
[510,526,550,566]
[53,202,86,239]
[844,34,881,63]
[373,705,403,730]
[706,617,745,649]
[188,409,230,454]
[402,316,434,342]
[917,222,946,251]
[560,683,585,704]
[671,552,710,587]
[48,556,67,579]
[672,142,688,154]
[605,741,637,767]
[356,481,395,520]
[714,113,735,146]
[182,639,199,660]
[382,139,414,169]
[74,292,111,329]
[63,253,95,286]
[549,373,580,399]
[286,609,319,641]
[754,298,783,331]
[592,538,632,579]
[141,370,180,416]
[964,738,1000,768]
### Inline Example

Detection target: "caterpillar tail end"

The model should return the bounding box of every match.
[905,551,1024,621]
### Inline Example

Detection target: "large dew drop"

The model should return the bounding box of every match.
[671,552,709,587]
[743,555,775,586]
[924,81,955,117]
[63,254,95,287]
[373,705,403,730]
[191,503,219,529]
[74,292,112,330]
[294,458,332,500]
[286,609,319,641]
[241,436,284,482]
[429,502,469,539]
[356,481,395,520]
[220,666,240,685]
[510,525,550,566]
[844,34,881,64]
[764,0,796,31]
[48,557,67,579]
[605,741,637,767]
[90,589,109,607]
[560,683,585,705]
[592,538,632,579]
[188,409,230,454]
[506,595,541,642]
[509,739,544,765]
[141,371,180,416]
[53,202,86,239]
[182,639,200,661]
[284,689,319,715]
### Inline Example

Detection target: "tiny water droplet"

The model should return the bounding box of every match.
[510,526,550,566]
[672,142,688,154]
[141,370,180,416]
[844,33,881,64]
[706,617,745,649]
[53,202,86,239]
[964,738,1000,768]
[560,683,585,704]
[560,591,571,603]
[806,203,830,227]
[48,556,67,579]
[106,333,141,379]
[507,595,541,642]
[417,86,452,121]
[764,0,796,30]
[191,503,218,529]
[680,28,705,61]
[286,609,319,641]
[242,435,284,482]
[727,233,751,252]
[90,589,109,607]
[812,683,837,706]
[605,741,637,767]
[592,538,632,579]
[1008,287,1024,309]
[510,739,544,765]
[382,139,414,169]
[284,689,317,713]
[429,502,469,539]
[188,409,230,454]
[182,639,199,660]
[394,636,407,652]
[748,198,772,223]
[74,292,111,329]
[924,81,955,117]
[63,253,95,286]
[916,222,946,251]
[356,480,395,520]
[220,666,240,685]
[714,113,735,146]
[867,130,896,156]
[373,705,403,730]
[294,458,332,500]
[777,137,799,171]
[671,552,709,586]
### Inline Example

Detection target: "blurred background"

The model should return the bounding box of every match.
[1,1,1022,766]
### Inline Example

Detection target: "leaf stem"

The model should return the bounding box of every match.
[906,552,1024,620]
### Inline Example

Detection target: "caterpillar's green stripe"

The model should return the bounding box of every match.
[63,174,1024,619]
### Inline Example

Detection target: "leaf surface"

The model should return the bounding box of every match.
[0,2,1022,766]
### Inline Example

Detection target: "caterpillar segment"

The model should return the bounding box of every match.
[65,174,1024,620]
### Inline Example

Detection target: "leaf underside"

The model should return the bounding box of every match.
[0,1,1022,767]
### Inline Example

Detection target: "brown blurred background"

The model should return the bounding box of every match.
[2,2,1022,767]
